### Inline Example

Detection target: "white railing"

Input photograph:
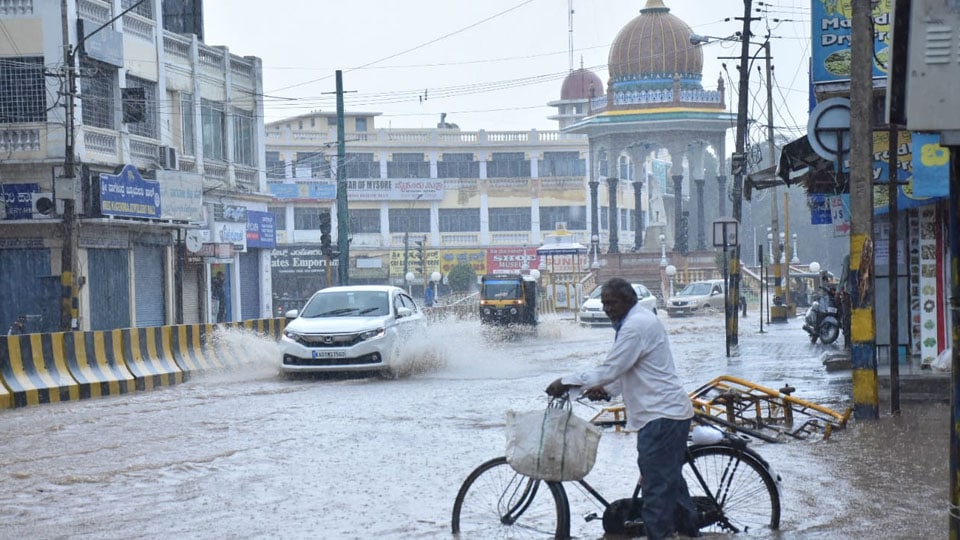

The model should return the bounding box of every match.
[485,131,531,143]
[350,233,382,248]
[83,128,118,158]
[0,127,41,153]
[486,178,529,188]
[491,232,531,245]
[539,176,584,189]
[203,163,228,187]
[163,34,191,60]
[129,136,158,163]
[440,233,479,246]
[78,0,110,25]
[198,46,224,77]
[235,167,258,192]
[122,12,154,41]
[0,0,33,15]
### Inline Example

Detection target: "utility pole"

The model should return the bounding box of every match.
[763,40,785,322]
[728,0,756,351]
[335,70,349,285]
[849,0,879,420]
[59,0,78,331]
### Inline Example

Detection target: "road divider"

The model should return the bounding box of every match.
[0,318,286,409]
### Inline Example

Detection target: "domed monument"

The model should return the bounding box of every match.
[565,0,734,257]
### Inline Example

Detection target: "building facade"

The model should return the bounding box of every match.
[0,0,273,332]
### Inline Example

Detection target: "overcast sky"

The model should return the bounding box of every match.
[203,0,811,143]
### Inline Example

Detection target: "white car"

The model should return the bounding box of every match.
[579,282,658,326]
[279,285,426,375]
[665,279,725,317]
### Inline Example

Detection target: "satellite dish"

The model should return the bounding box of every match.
[185,231,203,253]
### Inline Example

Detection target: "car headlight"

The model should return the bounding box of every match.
[358,327,385,341]
[283,328,301,340]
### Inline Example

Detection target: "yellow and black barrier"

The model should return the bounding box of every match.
[123,327,184,391]
[62,330,135,399]
[0,318,285,409]
[0,333,80,408]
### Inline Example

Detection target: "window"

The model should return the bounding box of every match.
[180,92,195,154]
[539,151,585,177]
[487,152,530,178]
[600,207,608,231]
[439,208,479,232]
[349,209,380,234]
[618,156,634,181]
[125,75,158,138]
[327,117,337,126]
[488,207,531,232]
[266,151,285,179]
[294,207,323,230]
[437,153,479,178]
[621,209,634,231]
[122,0,153,18]
[201,99,225,161]
[0,57,45,123]
[389,208,430,233]
[387,153,428,178]
[343,153,377,179]
[268,206,286,229]
[539,206,586,231]
[233,107,255,166]
[80,57,116,129]
[355,117,367,132]
[295,152,330,178]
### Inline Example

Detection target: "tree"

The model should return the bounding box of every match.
[446,263,478,293]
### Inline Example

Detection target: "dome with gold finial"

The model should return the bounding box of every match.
[607,0,703,92]
[560,68,603,101]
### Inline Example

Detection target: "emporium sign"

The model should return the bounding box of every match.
[272,245,333,274]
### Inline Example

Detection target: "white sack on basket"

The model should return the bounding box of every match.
[505,406,602,482]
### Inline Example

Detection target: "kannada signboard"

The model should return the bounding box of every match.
[1,183,39,220]
[100,164,161,219]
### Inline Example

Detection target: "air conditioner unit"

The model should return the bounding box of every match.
[159,146,178,170]
[32,193,56,219]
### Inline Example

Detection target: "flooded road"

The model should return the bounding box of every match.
[0,314,948,538]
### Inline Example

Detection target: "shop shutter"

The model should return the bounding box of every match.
[88,249,130,331]
[182,263,202,324]
[133,245,165,327]
[239,250,261,320]
[0,248,59,333]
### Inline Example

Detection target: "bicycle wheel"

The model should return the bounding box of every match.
[683,445,781,534]
[452,456,571,539]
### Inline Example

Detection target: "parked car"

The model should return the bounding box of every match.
[579,282,658,326]
[279,285,426,375]
[665,279,725,317]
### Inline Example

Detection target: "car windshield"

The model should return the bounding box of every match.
[482,281,520,300]
[300,291,390,318]
[678,282,715,296]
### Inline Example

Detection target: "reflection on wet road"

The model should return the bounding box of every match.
[0,314,948,538]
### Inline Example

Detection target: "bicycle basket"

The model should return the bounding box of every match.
[504,401,601,482]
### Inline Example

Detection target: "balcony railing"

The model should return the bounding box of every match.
[0,126,42,154]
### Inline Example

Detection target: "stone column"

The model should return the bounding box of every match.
[716,175,727,217]
[672,174,683,249]
[633,179,644,249]
[606,176,619,253]
[589,179,600,247]
[695,178,706,250]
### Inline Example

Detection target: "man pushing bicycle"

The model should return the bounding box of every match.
[546,277,699,539]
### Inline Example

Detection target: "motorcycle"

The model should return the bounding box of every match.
[802,285,842,345]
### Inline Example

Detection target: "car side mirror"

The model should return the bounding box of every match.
[284,309,299,319]
[397,306,413,318]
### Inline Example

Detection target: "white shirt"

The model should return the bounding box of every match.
[561,303,693,431]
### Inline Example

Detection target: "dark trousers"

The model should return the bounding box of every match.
[636,417,698,540]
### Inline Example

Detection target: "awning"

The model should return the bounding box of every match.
[777,136,847,194]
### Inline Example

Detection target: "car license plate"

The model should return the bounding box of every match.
[312,350,347,359]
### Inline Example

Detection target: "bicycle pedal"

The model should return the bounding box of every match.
[583,512,599,522]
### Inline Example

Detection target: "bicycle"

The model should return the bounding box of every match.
[451,396,781,538]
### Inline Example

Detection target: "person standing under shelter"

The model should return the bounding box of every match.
[212,271,227,322]
[546,277,698,539]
